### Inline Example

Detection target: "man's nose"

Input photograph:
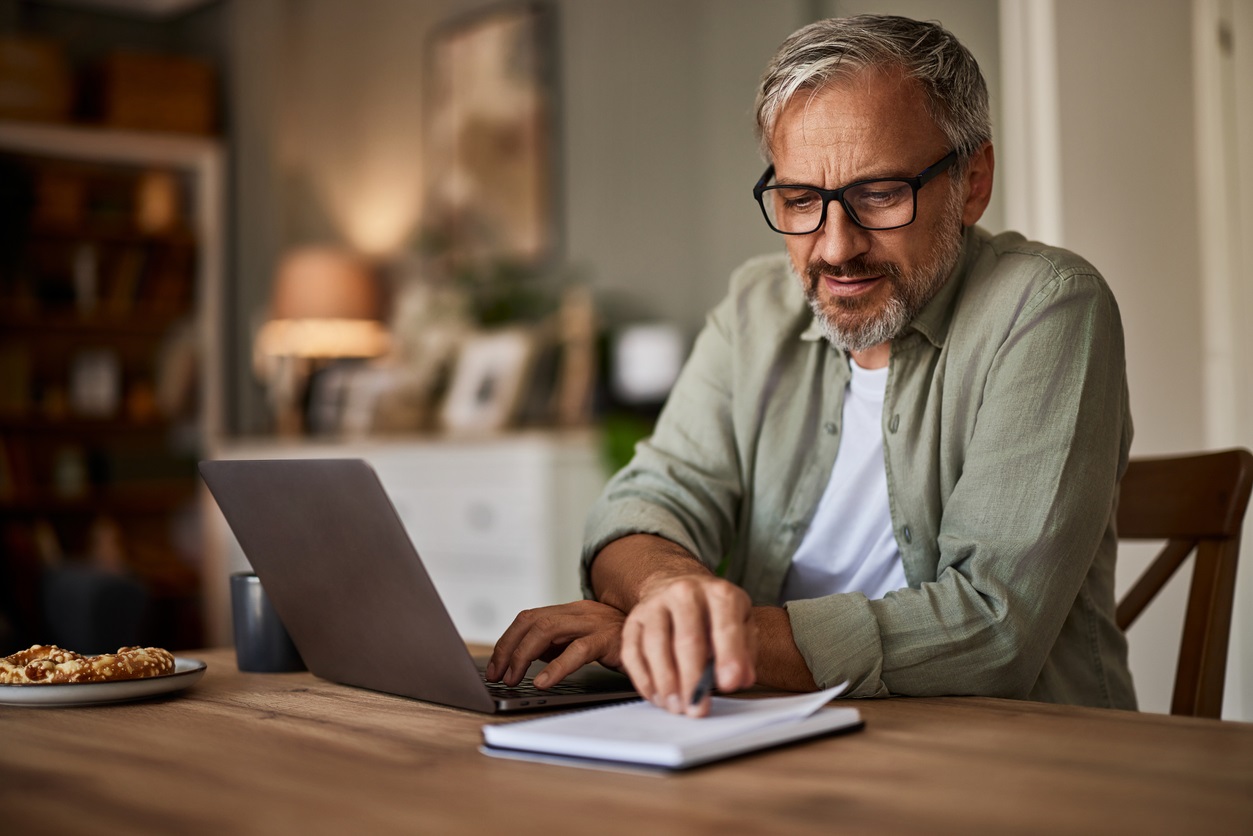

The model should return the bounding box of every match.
[814,201,872,266]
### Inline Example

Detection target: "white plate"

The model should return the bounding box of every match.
[0,657,207,707]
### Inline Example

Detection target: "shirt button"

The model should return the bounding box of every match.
[889,414,900,433]
[902,526,912,544]
[823,421,837,435]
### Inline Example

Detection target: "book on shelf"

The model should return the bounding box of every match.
[0,436,13,500]
[144,246,194,314]
[104,245,148,316]
[0,346,31,415]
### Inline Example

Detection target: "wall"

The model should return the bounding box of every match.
[1056,0,1206,456]
[224,0,1001,433]
[226,0,468,436]
[560,0,799,332]
[224,0,803,434]
[1053,0,1205,717]
[1047,0,1253,720]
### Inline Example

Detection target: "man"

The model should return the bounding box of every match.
[488,14,1136,717]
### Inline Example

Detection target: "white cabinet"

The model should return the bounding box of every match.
[203,432,608,645]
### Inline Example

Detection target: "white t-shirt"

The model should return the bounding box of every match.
[779,359,906,603]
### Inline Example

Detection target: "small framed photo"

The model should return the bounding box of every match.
[441,328,536,434]
[305,362,358,436]
[339,365,420,437]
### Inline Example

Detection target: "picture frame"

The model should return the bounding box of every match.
[423,1,558,265]
[304,362,357,436]
[339,365,436,437]
[440,328,537,434]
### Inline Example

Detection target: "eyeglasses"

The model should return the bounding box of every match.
[753,150,958,234]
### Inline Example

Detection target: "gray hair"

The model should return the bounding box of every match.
[754,15,991,166]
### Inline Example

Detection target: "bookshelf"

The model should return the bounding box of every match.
[0,120,223,653]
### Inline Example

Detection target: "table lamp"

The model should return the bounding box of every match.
[254,246,390,435]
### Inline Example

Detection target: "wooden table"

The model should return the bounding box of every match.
[2,648,1251,835]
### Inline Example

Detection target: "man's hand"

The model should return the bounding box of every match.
[621,573,758,717]
[486,599,626,689]
[591,534,819,716]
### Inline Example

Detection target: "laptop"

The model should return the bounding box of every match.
[199,458,637,714]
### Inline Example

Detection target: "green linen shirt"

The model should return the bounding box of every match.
[582,226,1137,710]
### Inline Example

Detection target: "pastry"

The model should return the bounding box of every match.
[0,644,176,685]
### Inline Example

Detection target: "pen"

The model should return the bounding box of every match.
[690,659,716,706]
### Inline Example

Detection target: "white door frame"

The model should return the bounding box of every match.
[998,0,1063,245]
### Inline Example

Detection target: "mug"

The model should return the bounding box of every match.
[230,572,306,673]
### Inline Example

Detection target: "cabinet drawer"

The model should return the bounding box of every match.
[388,486,545,557]
[368,448,536,497]
[417,547,540,578]
[429,573,551,644]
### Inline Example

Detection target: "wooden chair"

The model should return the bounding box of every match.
[1116,448,1253,718]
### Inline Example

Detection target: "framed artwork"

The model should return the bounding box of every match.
[440,328,537,433]
[424,1,557,265]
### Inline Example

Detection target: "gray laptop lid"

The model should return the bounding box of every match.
[199,458,634,713]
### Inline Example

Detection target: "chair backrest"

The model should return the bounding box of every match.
[1116,448,1253,718]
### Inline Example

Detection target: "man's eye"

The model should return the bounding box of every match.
[853,183,910,206]
[779,190,820,212]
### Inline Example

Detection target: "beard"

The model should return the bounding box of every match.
[798,183,966,353]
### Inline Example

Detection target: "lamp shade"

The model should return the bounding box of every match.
[256,246,390,359]
[270,246,378,320]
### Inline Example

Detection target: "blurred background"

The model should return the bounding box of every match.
[0,0,1249,719]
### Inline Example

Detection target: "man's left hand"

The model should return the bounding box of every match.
[486,599,626,688]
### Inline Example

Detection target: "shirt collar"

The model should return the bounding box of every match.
[797,225,982,350]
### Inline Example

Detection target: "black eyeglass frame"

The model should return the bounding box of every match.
[752,149,959,234]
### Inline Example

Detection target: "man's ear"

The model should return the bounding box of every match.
[960,142,995,226]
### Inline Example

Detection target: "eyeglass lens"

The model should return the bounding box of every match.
[762,180,915,233]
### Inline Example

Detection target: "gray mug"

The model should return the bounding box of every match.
[230,572,306,673]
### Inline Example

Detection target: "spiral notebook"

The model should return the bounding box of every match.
[481,683,861,771]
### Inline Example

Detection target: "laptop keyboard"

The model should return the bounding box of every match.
[481,673,593,699]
